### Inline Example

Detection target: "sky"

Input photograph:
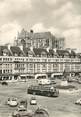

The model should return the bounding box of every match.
[0,0,81,51]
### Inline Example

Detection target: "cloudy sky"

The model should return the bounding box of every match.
[0,0,81,51]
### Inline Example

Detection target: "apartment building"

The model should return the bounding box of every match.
[0,45,81,81]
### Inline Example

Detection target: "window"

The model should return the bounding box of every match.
[3,70,5,73]
[0,58,2,61]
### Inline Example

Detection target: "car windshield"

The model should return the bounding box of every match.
[31,97,36,100]
[18,107,26,111]
[19,109,26,111]
[12,98,17,101]
[12,99,16,101]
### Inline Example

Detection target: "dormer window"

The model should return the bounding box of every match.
[3,49,9,56]
[20,53,23,57]
[41,51,47,57]
[28,50,33,57]
[14,53,18,56]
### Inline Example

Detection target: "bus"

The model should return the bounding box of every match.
[27,85,59,97]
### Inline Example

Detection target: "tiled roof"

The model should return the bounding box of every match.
[32,32,54,39]
[10,46,24,56]
[18,30,54,40]
[33,48,48,56]
[56,50,69,57]
[69,50,76,57]
[0,46,11,56]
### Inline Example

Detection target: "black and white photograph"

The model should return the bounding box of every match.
[0,0,81,117]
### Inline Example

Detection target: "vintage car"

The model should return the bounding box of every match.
[27,85,59,97]
[37,79,51,85]
[67,77,78,82]
[12,106,49,117]
[75,98,81,105]
[30,96,37,105]
[6,97,18,107]
[18,99,28,109]
[33,107,49,117]
[12,107,33,117]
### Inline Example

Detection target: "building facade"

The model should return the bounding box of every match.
[0,45,81,81]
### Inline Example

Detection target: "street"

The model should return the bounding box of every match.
[0,80,81,117]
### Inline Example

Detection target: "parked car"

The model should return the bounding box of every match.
[30,96,37,105]
[12,107,33,117]
[18,99,28,109]
[6,97,18,107]
[75,98,81,105]
[33,107,49,117]
[67,77,78,82]
[37,79,51,85]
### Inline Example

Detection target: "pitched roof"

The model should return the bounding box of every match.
[0,46,11,56]
[56,50,69,57]
[10,46,24,56]
[33,48,48,56]
[69,50,76,57]
[32,32,54,39]
[18,30,55,40]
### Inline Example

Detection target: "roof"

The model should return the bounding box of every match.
[10,46,24,56]
[33,48,48,56]
[0,46,11,56]
[69,50,76,57]
[32,32,54,39]
[18,30,55,40]
[56,50,69,57]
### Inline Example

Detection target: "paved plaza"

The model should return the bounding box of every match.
[0,80,81,117]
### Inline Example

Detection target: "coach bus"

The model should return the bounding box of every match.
[27,85,59,97]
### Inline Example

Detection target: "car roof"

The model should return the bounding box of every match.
[31,97,36,99]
